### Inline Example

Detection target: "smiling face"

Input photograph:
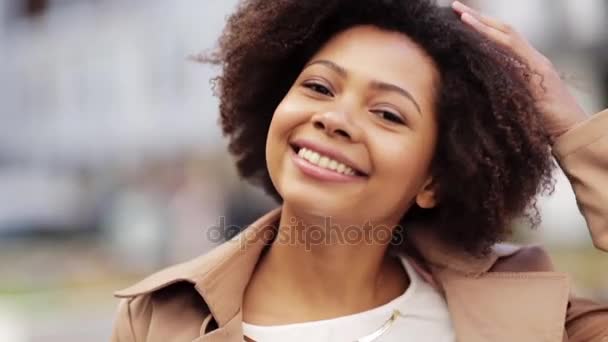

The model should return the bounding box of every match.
[266,25,440,225]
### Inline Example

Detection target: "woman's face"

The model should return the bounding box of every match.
[266,25,440,225]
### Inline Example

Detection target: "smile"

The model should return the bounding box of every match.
[296,147,357,176]
[289,140,369,182]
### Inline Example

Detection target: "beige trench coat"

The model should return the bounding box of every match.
[110,109,608,342]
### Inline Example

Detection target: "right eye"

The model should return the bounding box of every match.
[303,82,334,97]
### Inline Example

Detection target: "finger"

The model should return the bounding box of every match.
[451,1,512,34]
[460,12,510,46]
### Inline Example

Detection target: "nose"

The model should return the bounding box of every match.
[311,111,362,142]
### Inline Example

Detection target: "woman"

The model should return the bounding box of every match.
[110,1,608,341]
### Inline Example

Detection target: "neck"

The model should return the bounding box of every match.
[243,203,409,324]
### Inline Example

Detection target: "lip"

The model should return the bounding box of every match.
[289,147,367,183]
[289,138,369,176]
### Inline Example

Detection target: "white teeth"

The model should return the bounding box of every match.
[296,147,359,176]
[318,156,330,168]
[328,160,338,171]
[336,163,345,173]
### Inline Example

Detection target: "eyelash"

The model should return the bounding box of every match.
[304,82,334,96]
[303,81,406,125]
[371,110,405,125]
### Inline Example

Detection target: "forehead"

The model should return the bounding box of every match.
[307,25,438,105]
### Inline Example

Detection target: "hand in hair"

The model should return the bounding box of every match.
[451,1,589,143]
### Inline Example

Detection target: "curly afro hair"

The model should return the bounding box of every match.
[200,0,558,255]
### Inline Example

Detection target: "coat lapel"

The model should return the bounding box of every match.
[195,208,281,342]
[406,225,571,342]
[435,267,571,342]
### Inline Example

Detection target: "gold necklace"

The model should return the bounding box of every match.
[243,309,407,342]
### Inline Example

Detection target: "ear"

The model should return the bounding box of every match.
[415,175,439,209]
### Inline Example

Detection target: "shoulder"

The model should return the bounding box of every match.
[109,207,282,340]
[490,243,556,273]
[109,242,236,340]
[110,280,212,341]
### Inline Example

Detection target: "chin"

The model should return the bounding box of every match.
[280,187,359,221]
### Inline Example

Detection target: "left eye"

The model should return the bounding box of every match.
[303,82,333,96]
[372,110,405,125]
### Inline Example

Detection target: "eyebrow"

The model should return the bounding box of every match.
[303,59,422,115]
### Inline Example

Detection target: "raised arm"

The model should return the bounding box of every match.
[552,109,608,251]
[451,1,608,251]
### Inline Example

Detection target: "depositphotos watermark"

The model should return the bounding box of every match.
[206,216,406,251]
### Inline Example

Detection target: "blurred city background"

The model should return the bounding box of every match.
[0,0,606,341]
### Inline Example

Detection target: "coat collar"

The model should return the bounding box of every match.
[115,207,282,327]
[114,206,571,341]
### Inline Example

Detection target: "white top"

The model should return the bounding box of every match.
[242,255,455,342]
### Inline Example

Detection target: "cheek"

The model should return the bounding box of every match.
[267,94,308,141]
[265,95,306,188]
[371,138,431,196]
[265,110,285,184]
